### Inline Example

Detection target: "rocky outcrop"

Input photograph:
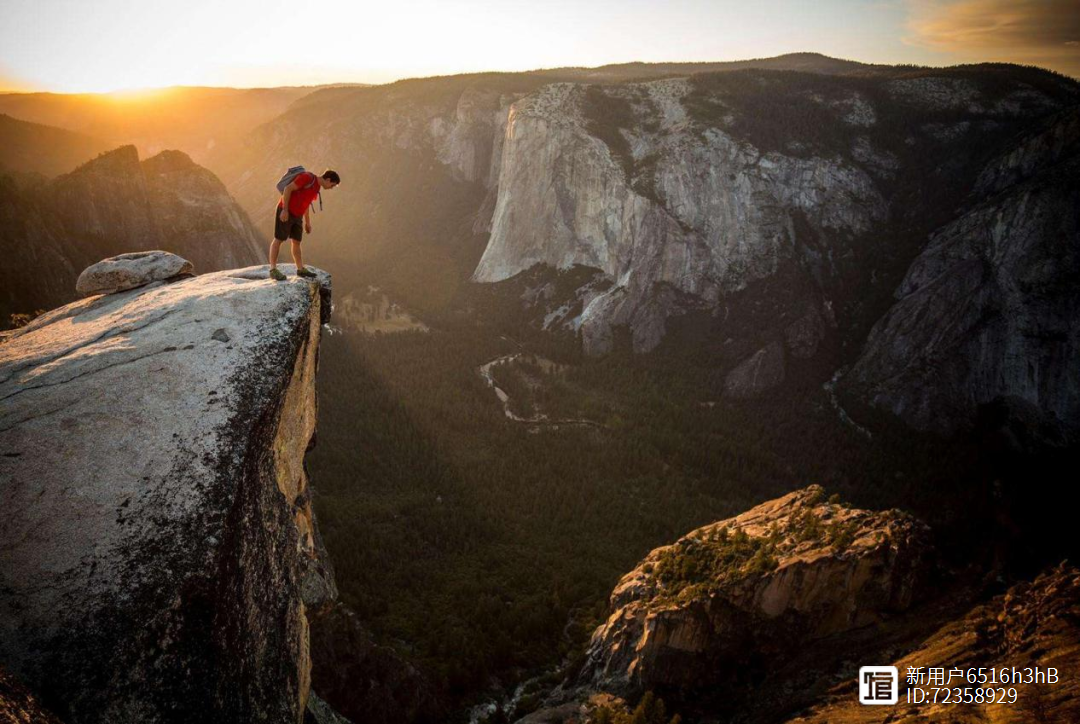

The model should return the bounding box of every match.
[1,145,263,324]
[788,563,1080,723]
[0,263,334,723]
[838,108,1080,446]
[583,486,934,699]
[1,666,64,724]
[75,250,194,296]
[534,492,1079,723]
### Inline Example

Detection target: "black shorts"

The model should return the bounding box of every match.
[274,210,303,242]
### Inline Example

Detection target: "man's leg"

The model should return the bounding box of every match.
[268,238,287,280]
[290,239,304,271]
[269,238,283,268]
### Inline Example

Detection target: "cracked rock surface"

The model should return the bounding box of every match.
[0,264,334,724]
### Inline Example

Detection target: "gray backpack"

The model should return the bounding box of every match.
[275,166,322,211]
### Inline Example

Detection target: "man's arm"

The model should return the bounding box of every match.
[304,206,312,232]
[280,180,299,220]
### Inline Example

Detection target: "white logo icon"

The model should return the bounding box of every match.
[859,666,898,705]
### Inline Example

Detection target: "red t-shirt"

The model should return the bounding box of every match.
[278,172,320,216]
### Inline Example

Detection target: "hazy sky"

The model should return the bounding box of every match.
[1,0,1077,92]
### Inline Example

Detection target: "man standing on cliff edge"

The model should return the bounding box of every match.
[269,168,340,281]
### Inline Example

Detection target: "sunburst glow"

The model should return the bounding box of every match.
[6,0,1075,94]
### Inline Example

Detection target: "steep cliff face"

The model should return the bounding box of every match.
[472,80,885,353]
[471,69,1079,355]
[788,563,1080,724]
[0,264,334,723]
[838,108,1080,445]
[464,66,1079,447]
[583,486,934,699]
[1,145,264,323]
[210,54,893,228]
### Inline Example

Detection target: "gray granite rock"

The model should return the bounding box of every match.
[75,250,193,296]
[839,109,1080,445]
[0,264,333,723]
[472,80,884,354]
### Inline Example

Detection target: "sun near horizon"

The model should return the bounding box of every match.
[1,0,1077,95]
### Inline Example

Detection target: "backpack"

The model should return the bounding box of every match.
[275,166,322,212]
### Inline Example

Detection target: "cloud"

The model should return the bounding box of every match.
[904,0,1080,76]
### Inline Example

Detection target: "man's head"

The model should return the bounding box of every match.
[319,169,341,190]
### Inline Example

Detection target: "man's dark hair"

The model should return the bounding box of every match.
[322,169,341,184]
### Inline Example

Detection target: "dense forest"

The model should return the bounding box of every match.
[306,277,1068,717]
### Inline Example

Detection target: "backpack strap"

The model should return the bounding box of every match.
[306,172,320,213]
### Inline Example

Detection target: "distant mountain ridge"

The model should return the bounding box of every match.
[0,114,111,178]
[0,85,344,166]
[1,145,263,323]
[208,55,1080,445]
[536,51,877,80]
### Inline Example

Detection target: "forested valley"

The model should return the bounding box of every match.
[307,279,1064,717]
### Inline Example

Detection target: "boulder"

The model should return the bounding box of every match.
[75,250,193,296]
[0,264,333,723]
[583,486,934,698]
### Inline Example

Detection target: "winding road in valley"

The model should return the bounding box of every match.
[477,354,603,429]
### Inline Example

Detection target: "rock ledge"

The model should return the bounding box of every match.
[0,264,333,723]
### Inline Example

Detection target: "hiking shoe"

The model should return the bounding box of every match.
[269,267,286,281]
[296,267,317,279]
